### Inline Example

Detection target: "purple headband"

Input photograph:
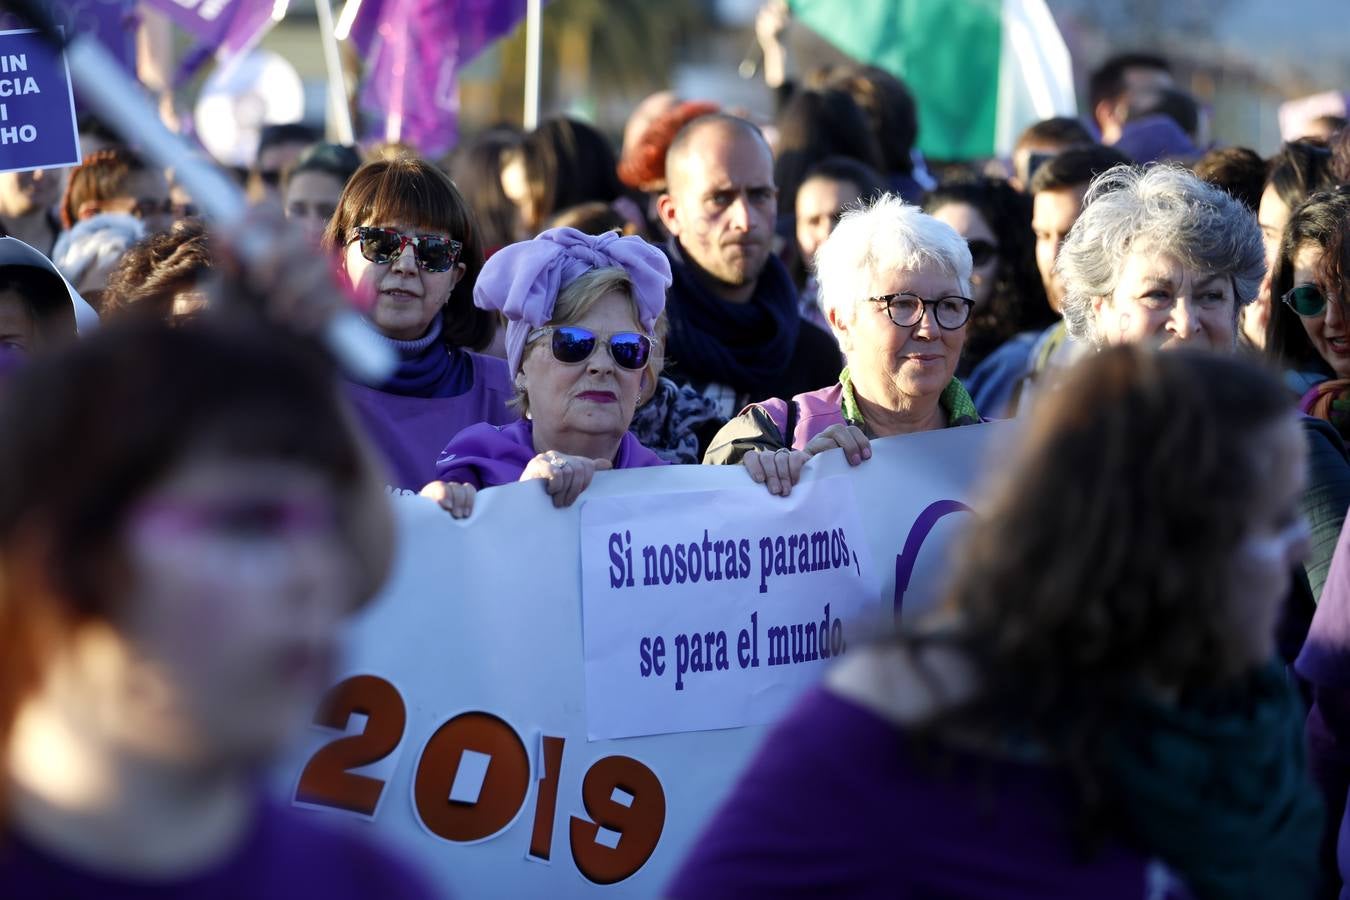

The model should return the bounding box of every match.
[473,227,672,375]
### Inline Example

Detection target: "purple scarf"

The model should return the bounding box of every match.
[434,419,666,489]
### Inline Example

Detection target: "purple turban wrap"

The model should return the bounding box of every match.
[473,227,672,375]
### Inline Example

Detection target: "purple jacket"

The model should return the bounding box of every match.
[344,351,514,492]
[435,419,667,489]
[669,686,1188,899]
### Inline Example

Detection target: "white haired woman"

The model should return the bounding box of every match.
[1056,164,1267,354]
[1056,162,1350,613]
[704,193,982,494]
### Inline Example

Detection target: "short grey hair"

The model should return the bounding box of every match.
[1056,164,1266,346]
[815,193,973,324]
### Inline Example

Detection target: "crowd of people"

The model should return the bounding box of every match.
[4,12,1350,896]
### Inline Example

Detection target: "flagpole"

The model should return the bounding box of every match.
[386,0,409,143]
[523,0,541,130]
[314,0,355,144]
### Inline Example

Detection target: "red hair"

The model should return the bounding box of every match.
[617,101,720,192]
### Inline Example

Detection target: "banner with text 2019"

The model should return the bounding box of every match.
[277,422,1008,897]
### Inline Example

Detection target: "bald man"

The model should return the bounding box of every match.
[656,114,840,418]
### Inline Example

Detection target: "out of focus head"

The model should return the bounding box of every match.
[1193,146,1267,213]
[1267,190,1350,380]
[282,143,362,246]
[950,345,1306,691]
[251,123,320,204]
[1259,141,1336,278]
[815,194,972,409]
[1088,51,1173,145]
[1029,144,1134,313]
[101,219,213,321]
[618,100,721,195]
[327,158,492,351]
[0,320,377,770]
[500,118,623,240]
[0,168,63,220]
[1010,116,1095,192]
[0,237,80,358]
[772,87,884,216]
[818,64,918,178]
[50,213,145,308]
[621,90,681,161]
[658,114,778,301]
[445,126,524,253]
[794,155,885,272]
[923,177,1054,355]
[1058,164,1263,353]
[62,148,173,236]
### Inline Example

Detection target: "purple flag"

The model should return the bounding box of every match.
[0,0,138,104]
[139,0,278,81]
[345,0,529,156]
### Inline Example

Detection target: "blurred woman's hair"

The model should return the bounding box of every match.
[282,142,363,191]
[325,158,493,351]
[773,87,884,218]
[445,126,524,253]
[1266,189,1350,377]
[923,176,1056,363]
[617,100,721,194]
[813,64,919,177]
[1266,140,1337,213]
[60,148,150,230]
[101,218,212,321]
[0,320,367,788]
[546,202,637,237]
[1193,146,1267,213]
[924,344,1293,835]
[504,118,623,235]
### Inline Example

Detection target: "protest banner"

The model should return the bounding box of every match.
[277,422,1009,897]
[0,28,80,174]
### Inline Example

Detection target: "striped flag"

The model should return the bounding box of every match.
[788,0,1076,160]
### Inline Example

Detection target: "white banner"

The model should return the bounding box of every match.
[276,422,1010,897]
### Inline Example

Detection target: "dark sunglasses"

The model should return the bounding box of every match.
[533,326,655,371]
[1283,283,1334,318]
[871,292,975,330]
[966,238,999,267]
[347,226,462,273]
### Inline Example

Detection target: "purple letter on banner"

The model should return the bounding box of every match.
[893,499,972,618]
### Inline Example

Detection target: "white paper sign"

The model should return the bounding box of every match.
[275,422,1011,898]
[579,476,881,739]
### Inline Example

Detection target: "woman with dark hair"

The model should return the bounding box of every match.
[790,155,885,330]
[1267,190,1350,435]
[0,320,435,897]
[772,87,884,225]
[445,126,523,257]
[101,218,213,320]
[1249,141,1338,349]
[923,176,1056,376]
[674,345,1322,898]
[324,158,514,492]
[499,118,624,240]
[817,64,923,200]
[282,143,363,246]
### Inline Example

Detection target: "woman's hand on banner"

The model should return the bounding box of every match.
[804,424,872,466]
[421,480,477,519]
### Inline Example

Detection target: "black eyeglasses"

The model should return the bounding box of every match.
[966,238,999,267]
[870,292,974,330]
[347,226,463,273]
[1283,283,1336,318]
[530,326,656,371]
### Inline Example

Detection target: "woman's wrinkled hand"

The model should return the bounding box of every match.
[803,423,872,466]
[742,447,810,497]
[420,480,477,519]
[520,451,613,508]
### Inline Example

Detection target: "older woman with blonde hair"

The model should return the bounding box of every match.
[422,227,672,517]
[705,193,981,495]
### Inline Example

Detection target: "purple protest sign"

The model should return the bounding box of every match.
[0,29,82,174]
[140,0,277,80]
[0,0,136,111]
[345,0,531,156]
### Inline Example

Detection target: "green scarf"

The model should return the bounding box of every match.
[1102,663,1323,900]
[838,368,980,432]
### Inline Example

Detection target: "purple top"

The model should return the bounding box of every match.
[434,419,667,489]
[668,687,1189,900]
[0,796,442,900]
[1297,518,1350,898]
[344,350,515,492]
